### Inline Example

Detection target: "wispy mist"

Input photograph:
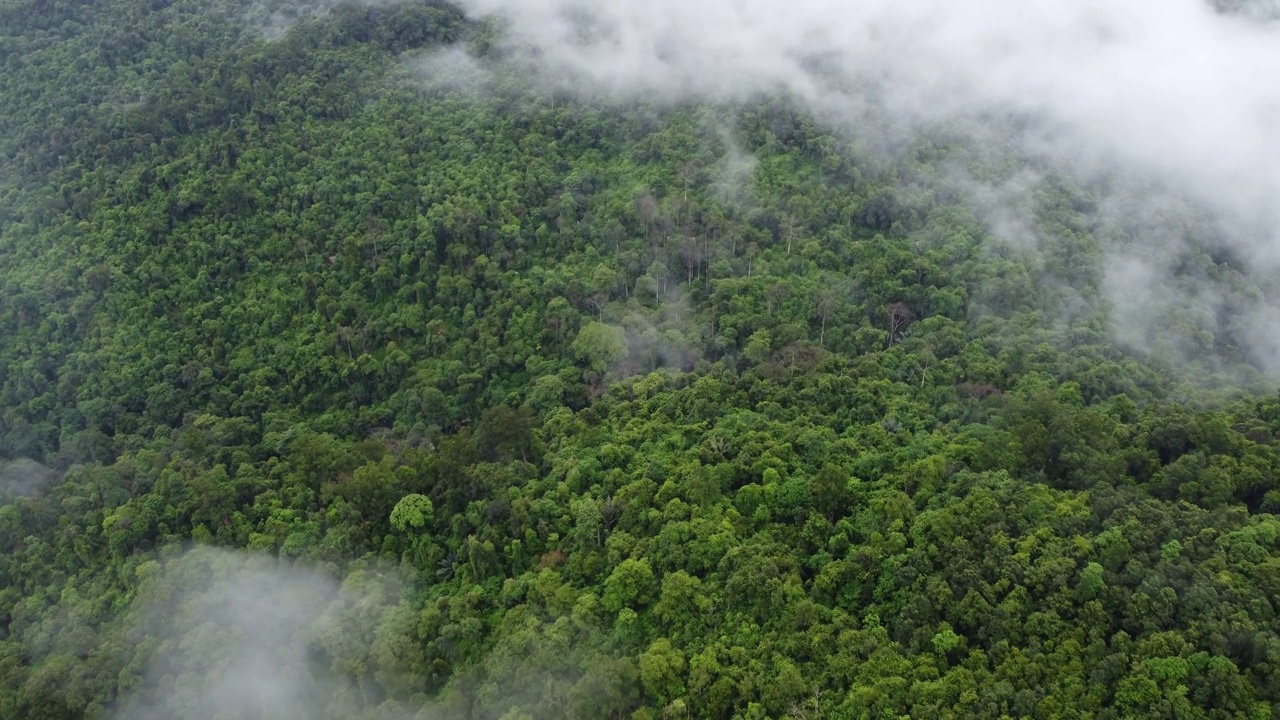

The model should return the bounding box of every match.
[0,458,53,497]
[112,548,414,720]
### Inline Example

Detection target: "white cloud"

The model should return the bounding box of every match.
[455,0,1280,377]
[459,0,1280,221]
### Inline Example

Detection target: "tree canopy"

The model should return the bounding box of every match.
[0,1,1279,719]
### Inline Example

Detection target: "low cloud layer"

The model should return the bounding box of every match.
[459,0,1280,222]
[452,0,1280,378]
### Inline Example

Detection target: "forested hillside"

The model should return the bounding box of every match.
[3,1,1280,718]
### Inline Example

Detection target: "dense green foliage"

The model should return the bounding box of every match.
[3,1,1280,718]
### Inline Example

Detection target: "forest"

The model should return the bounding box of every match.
[2,0,1280,718]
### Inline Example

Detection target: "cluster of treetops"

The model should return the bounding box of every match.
[1,0,1280,718]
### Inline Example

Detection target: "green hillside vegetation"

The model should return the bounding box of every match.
[2,1,1280,718]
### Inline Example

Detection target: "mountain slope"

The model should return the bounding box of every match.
[1,2,1279,719]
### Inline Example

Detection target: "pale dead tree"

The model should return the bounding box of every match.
[604,219,623,256]
[701,213,725,282]
[789,690,825,720]
[648,260,669,301]
[585,293,605,319]
[705,435,728,460]
[295,234,311,264]
[545,314,565,343]
[336,325,358,359]
[886,301,914,347]
[681,234,700,283]
[365,217,385,269]
[668,195,689,233]
[815,289,837,348]
[601,495,621,536]
[635,191,660,237]
[677,161,698,205]
[767,282,790,315]
[781,212,802,255]
[546,681,571,718]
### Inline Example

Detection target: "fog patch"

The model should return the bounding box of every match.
[110,547,415,720]
[0,458,54,498]
[617,290,702,376]
[709,124,759,212]
[403,45,497,96]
